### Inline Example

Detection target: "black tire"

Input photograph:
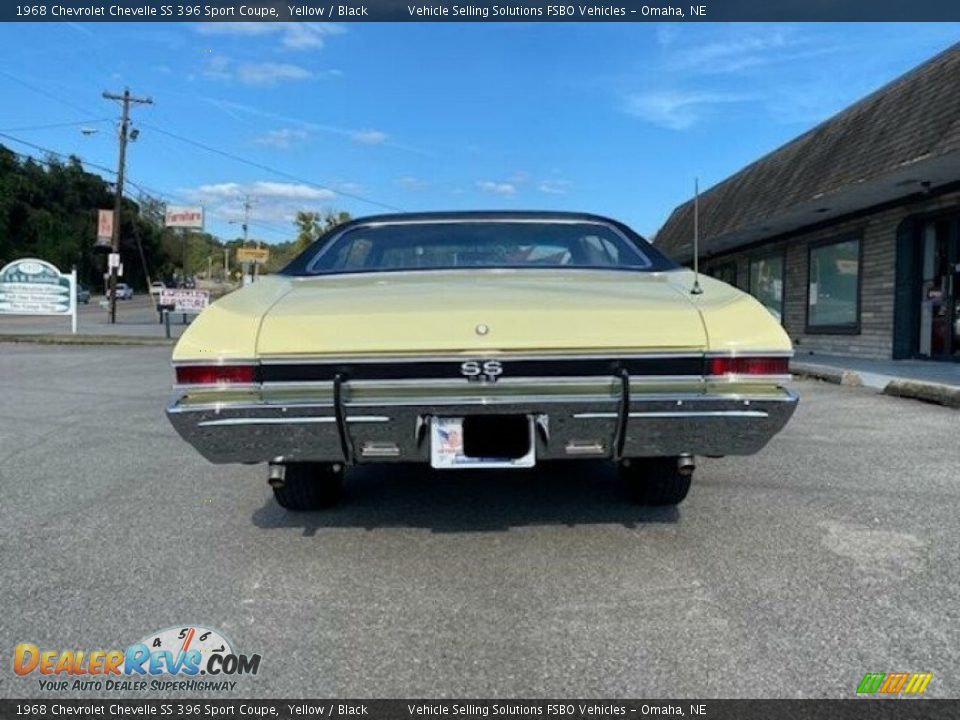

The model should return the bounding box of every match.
[619,457,692,506]
[272,462,344,511]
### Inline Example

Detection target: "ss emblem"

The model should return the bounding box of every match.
[460,360,503,383]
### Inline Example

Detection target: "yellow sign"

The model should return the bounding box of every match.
[236,247,270,264]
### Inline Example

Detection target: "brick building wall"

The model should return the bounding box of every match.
[701,189,960,360]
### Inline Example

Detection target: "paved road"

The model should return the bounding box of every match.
[0,343,957,699]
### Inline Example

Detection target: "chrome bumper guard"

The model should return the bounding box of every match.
[166,375,798,465]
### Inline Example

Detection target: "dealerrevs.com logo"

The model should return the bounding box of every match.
[13,625,261,692]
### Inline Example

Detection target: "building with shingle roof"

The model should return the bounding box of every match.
[655,43,960,361]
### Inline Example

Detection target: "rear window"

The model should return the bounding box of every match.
[299,221,658,275]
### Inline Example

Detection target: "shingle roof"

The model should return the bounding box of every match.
[655,42,960,262]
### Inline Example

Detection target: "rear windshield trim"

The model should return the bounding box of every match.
[294,218,665,276]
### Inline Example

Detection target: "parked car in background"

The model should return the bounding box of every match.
[150,281,167,296]
[167,211,798,511]
[105,283,134,300]
[76,285,91,304]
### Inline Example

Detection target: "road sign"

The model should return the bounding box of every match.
[108,252,121,268]
[164,206,204,229]
[97,210,114,245]
[0,258,77,333]
[236,247,270,264]
[159,288,210,314]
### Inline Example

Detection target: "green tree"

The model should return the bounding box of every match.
[294,209,351,252]
[0,143,176,290]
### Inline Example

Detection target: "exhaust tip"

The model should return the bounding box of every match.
[678,454,696,476]
[267,461,286,489]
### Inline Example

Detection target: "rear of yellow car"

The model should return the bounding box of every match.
[167,213,797,510]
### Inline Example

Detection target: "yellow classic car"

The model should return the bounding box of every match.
[167,211,797,510]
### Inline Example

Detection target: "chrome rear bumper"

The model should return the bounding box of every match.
[166,378,798,465]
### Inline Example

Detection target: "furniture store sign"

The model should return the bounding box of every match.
[0,258,78,332]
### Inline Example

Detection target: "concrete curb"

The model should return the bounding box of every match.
[792,362,959,410]
[883,379,960,409]
[790,363,863,387]
[0,333,174,347]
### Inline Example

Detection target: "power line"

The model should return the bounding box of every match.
[0,130,286,236]
[0,69,99,119]
[122,177,292,237]
[0,130,119,177]
[140,122,404,213]
[0,118,111,133]
[0,72,398,215]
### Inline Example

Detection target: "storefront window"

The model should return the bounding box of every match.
[807,238,860,331]
[749,253,784,322]
[709,262,737,287]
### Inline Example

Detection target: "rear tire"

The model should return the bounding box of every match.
[619,457,692,506]
[272,462,344,511]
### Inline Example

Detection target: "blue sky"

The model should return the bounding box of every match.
[1,21,957,243]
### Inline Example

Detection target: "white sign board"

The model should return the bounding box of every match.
[159,288,210,314]
[97,209,114,244]
[0,258,77,333]
[164,206,204,229]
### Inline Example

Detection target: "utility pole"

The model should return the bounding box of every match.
[103,87,152,323]
[240,194,258,282]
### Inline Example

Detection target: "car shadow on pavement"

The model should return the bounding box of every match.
[250,460,679,534]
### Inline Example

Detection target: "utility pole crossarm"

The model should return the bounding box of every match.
[103,87,153,323]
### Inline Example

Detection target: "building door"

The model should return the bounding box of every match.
[918,216,960,359]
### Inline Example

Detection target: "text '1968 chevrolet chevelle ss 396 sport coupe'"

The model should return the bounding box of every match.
[167,212,797,510]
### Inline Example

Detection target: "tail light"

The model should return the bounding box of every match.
[707,356,790,377]
[175,364,257,386]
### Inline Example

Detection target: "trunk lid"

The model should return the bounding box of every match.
[256,270,706,356]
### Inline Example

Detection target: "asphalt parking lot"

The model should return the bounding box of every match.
[1,343,957,699]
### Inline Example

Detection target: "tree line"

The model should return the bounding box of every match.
[0,144,351,290]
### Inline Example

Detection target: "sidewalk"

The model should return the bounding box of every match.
[0,296,186,345]
[791,353,960,408]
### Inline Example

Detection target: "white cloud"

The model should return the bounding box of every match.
[396,176,430,190]
[193,182,242,198]
[188,180,337,223]
[538,180,571,195]
[237,62,312,85]
[252,128,309,149]
[279,23,346,50]
[201,96,422,153]
[248,181,335,201]
[666,30,794,75]
[202,56,312,85]
[624,90,748,130]
[656,25,679,47]
[476,181,516,196]
[351,129,388,145]
[202,54,232,81]
[621,26,824,131]
[195,22,345,51]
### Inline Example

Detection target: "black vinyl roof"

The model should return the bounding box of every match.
[336,210,636,227]
[280,210,679,275]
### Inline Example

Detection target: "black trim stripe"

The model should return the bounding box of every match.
[260,357,704,383]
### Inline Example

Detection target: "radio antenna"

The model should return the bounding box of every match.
[691,177,703,295]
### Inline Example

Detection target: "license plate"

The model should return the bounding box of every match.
[430,416,536,469]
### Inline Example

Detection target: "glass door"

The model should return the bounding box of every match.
[918,216,960,359]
